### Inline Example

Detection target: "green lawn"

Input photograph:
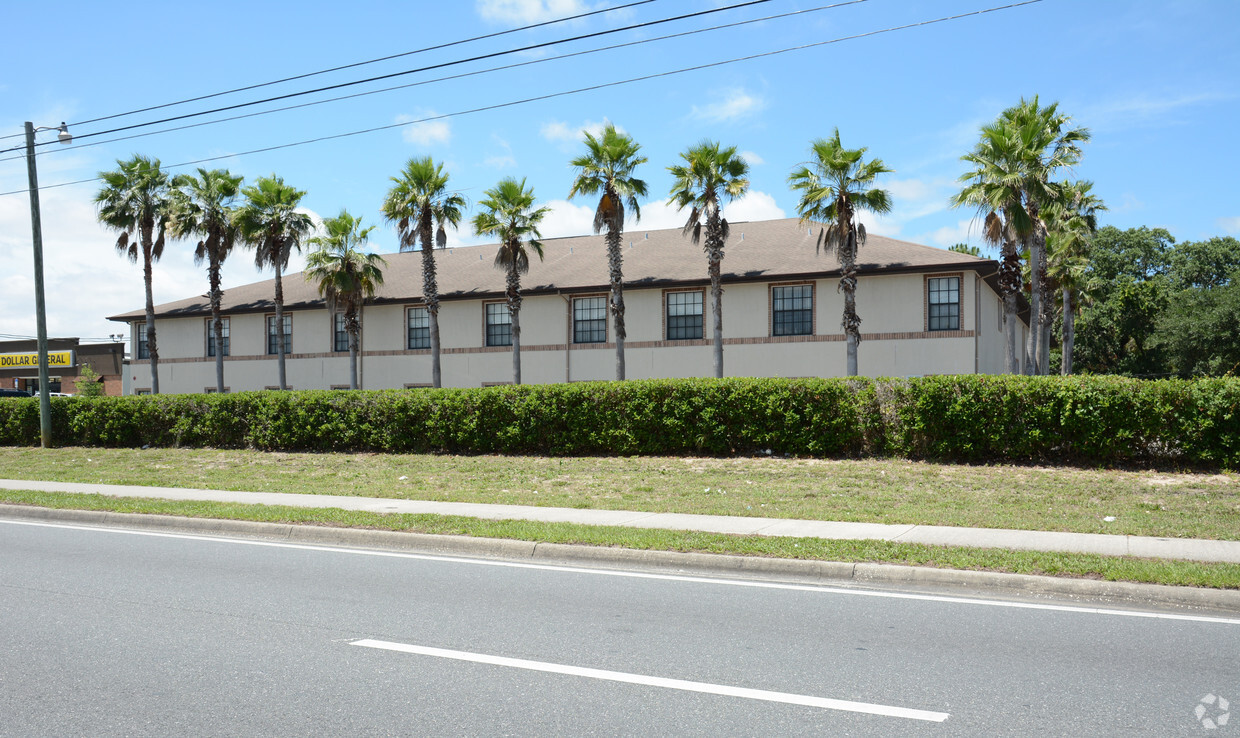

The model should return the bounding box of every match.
[4,487,1240,590]
[1,446,1237,539]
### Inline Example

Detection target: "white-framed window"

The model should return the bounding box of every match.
[333,313,349,352]
[135,322,149,359]
[772,284,813,336]
[206,317,230,357]
[266,314,292,355]
[408,306,430,350]
[928,276,961,331]
[573,296,607,344]
[485,302,511,347]
[666,290,704,340]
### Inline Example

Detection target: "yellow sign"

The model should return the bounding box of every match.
[0,351,75,369]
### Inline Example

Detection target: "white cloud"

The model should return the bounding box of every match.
[625,200,685,233]
[483,135,517,169]
[723,191,785,223]
[534,199,596,239]
[1080,90,1235,131]
[690,88,765,123]
[739,151,764,166]
[1218,217,1240,235]
[397,111,451,147]
[540,118,613,149]
[476,0,591,25]
[914,218,986,248]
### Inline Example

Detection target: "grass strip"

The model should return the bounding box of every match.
[3,488,1238,590]
[2,446,1237,540]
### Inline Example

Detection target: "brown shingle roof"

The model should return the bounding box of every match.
[108,217,993,321]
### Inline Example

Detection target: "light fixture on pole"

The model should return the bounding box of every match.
[24,121,72,449]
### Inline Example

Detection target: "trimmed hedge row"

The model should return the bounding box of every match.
[1,376,1237,467]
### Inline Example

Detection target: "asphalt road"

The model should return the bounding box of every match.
[2,518,1238,736]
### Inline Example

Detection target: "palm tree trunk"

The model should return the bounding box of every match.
[274,266,286,390]
[210,257,225,393]
[841,228,862,377]
[348,311,359,390]
[420,217,442,389]
[999,235,1021,374]
[1061,286,1075,375]
[1024,233,1041,376]
[508,264,522,385]
[1004,294,1020,374]
[606,223,625,381]
[706,215,724,379]
[142,243,160,395]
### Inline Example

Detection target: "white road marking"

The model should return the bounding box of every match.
[350,638,950,722]
[4,518,1239,625]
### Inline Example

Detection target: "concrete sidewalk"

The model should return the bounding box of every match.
[4,478,1239,564]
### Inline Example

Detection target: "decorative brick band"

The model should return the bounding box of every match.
[129,329,973,366]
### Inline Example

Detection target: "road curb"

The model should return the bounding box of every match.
[4,504,1238,613]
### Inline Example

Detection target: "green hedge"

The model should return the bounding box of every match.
[1,376,1236,467]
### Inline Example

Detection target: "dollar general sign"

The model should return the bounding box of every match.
[0,351,75,369]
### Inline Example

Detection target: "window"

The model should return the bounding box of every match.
[204,386,230,394]
[267,315,292,355]
[334,313,349,352]
[772,284,813,336]
[408,307,430,350]
[206,317,230,357]
[135,322,149,360]
[928,276,961,331]
[573,296,607,343]
[485,302,511,347]
[666,291,703,340]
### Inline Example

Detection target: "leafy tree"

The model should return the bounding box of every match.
[1071,226,1174,376]
[789,130,892,376]
[94,155,172,394]
[1000,97,1090,374]
[952,121,1029,374]
[381,157,467,389]
[235,175,314,391]
[305,211,385,390]
[1151,276,1240,376]
[667,140,749,378]
[168,168,244,393]
[567,123,648,380]
[954,97,1089,375]
[471,178,549,385]
[949,243,982,257]
[74,364,105,398]
[1044,180,1106,374]
[1167,236,1240,290]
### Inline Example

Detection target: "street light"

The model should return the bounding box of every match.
[24,121,72,448]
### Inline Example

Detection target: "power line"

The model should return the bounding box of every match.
[0,0,661,143]
[6,0,774,154]
[0,1,1044,199]
[0,1,869,163]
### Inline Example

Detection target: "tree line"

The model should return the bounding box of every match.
[93,96,1234,394]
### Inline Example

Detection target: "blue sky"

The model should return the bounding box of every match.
[1,0,1237,343]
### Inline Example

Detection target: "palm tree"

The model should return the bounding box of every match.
[567,123,648,380]
[471,178,549,385]
[380,157,466,389]
[788,130,892,377]
[234,175,314,391]
[304,211,385,390]
[999,97,1090,375]
[667,140,749,378]
[952,122,1030,374]
[1045,180,1106,374]
[95,155,172,393]
[167,168,244,393]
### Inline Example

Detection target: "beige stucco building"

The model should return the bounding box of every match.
[109,218,1027,394]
